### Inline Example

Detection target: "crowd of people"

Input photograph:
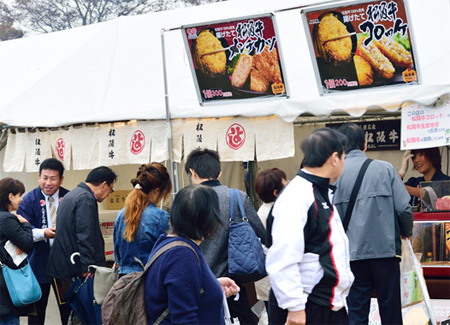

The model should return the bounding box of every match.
[0,122,448,325]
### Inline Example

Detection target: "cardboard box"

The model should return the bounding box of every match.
[104,236,114,261]
[106,190,131,210]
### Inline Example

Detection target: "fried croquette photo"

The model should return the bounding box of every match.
[373,36,412,69]
[357,35,395,80]
[353,55,373,86]
[195,30,227,78]
[318,15,352,64]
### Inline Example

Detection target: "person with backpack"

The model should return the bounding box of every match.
[145,185,239,324]
[185,148,266,325]
[113,163,172,275]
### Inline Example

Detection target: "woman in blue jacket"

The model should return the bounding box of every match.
[113,163,172,274]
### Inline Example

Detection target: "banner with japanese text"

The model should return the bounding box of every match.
[326,120,401,151]
[25,130,52,172]
[98,123,128,166]
[401,100,450,150]
[178,118,217,157]
[302,0,418,94]
[182,14,287,103]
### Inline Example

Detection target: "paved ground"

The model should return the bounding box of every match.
[20,289,60,325]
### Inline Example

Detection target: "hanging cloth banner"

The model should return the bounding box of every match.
[177,118,217,159]
[255,116,294,161]
[3,129,26,173]
[98,122,127,166]
[49,127,73,170]
[25,130,52,172]
[125,121,151,165]
[216,117,255,162]
[167,120,183,163]
[72,125,99,170]
[149,120,170,163]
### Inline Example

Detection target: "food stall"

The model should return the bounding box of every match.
[0,0,449,320]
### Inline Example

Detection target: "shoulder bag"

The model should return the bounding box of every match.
[1,258,42,307]
[228,188,267,283]
[343,158,372,232]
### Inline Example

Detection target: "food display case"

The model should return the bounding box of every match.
[412,212,450,299]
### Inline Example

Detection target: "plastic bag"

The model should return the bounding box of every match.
[400,239,423,308]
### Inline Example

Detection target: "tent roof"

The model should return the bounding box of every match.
[0,0,449,128]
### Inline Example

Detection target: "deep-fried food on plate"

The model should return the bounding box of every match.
[195,30,226,77]
[253,46,282,84]
[318,15,352,64]
[373,36,412,68]
[250,68,270,92]
[353,55,373,86]
[358,36,395,79]
[231,54,253,88]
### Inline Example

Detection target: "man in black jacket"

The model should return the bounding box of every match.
[46,166,117,321]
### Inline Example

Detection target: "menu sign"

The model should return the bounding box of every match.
[182,14,287,104]
[302,0,419,94]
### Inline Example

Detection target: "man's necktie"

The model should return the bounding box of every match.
[49,196,57,227]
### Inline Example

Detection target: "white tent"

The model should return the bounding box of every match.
[0,0,449,128]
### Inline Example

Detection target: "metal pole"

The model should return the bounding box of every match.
[160,29,179,199]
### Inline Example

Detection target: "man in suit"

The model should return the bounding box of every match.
[18,158,71,325]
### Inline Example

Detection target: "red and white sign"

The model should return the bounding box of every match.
[130,130,145,155]
[55,138,65,160]
[226,123,246,150]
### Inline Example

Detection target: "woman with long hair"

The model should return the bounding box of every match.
[113,163,172,274]
[0,178,33,325]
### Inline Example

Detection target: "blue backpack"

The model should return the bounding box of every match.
[228,188,267,283]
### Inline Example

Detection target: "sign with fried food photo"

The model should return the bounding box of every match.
[302,0,419,94]
[182,14,288,104]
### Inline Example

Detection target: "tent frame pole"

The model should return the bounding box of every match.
[161,29,179,198]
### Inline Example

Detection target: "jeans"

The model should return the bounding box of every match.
[0,313,20,325]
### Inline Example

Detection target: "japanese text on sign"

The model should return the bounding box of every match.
[401,101,450,150]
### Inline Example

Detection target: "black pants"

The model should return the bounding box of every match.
[227,284,257,325]
[28,282,72,325]
[268,290,348,325]
[347,257,402,325]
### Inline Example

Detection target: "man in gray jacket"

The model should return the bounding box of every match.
[334,123,413,325]
[185,148,266,325]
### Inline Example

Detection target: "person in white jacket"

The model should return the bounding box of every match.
[266,128,354,325]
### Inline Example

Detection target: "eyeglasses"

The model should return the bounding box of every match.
[107,183,114,193]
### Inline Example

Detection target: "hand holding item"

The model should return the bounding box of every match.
[217,277,240,298]
[44,227,56,239]
[399,150,413,179]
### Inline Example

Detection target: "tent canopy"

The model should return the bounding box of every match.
[0,0,449,128]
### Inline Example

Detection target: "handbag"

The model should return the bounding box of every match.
[1,258,42,307]
[228,188,267,283]
[89,263,119,305]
